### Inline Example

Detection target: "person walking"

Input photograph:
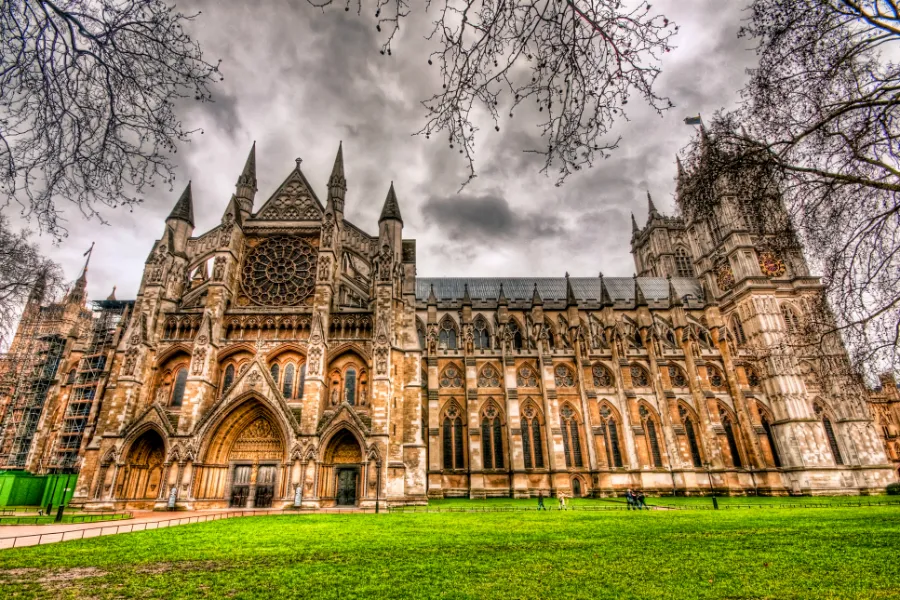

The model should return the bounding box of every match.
[537,491,546,511]
[638,490,648,510]
[558,492,567,510]
[625,488,635,511]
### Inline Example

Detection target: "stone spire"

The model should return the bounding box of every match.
[531,282,543,307]
[234,141,257,218]
[26,269,48,306]
[67,245,91,306]
[631,213,640,235]
[167,182,195,227]
[565,273,578,308]
[633,275,648,307]
[107,286,117,301]
[326,141,346,215]
[599,273,613,308]
[379,181,403,224]
[647,191,658,217]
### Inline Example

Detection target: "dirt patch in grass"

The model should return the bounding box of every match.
[135,559,228,575]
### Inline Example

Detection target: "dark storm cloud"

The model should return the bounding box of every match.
[25,0,760,297]
[422,193,565,242]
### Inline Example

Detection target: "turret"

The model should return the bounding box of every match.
[234,142,257,221]
[165,182,195,254]
[326,142,347,218]
[379,181,403,258]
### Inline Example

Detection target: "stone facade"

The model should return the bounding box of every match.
[0,139,896,510]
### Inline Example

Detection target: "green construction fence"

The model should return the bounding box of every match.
[0,471,78,508]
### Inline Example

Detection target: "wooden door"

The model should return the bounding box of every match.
[336,468,357,506]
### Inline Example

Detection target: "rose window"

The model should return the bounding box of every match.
[241,236,317,306]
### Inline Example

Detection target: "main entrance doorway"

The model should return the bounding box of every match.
[255,465,277,508]
[336,468,359,506]
[230,465,251,507]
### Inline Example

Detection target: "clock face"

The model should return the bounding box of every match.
[716,263,735,292]
[758,252,786,278]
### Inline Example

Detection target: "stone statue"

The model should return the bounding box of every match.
[167,486,177,510]
[293,484,303,507]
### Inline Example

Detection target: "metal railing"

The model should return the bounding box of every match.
[0,512,132,526]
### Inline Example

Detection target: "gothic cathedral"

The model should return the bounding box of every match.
[0,140,895,510]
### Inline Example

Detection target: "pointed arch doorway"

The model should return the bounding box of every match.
[322,429,364,506]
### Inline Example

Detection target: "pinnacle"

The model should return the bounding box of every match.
[379,181,403,224]
[565,273,578,308]
[647,190,658,215]
[107,286,117,301]
[238,142,257,191]
[531,282,543,306]
[330,141,345,181]
[168,181,195,226]
[631,212,639,234]
[668,276,682,307]
[634,275,648,307]
[599,273,613,307]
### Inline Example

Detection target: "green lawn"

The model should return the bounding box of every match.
[1,506,899,599]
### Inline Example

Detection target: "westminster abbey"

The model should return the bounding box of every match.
[0,138,896,510]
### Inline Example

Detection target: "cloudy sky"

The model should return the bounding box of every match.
[29,0,756,302]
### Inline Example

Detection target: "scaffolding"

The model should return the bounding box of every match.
[0,314,66,469]
[51,299,131,472]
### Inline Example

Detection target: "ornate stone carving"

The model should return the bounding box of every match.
[212,256,227,282]
[257,180,321,221]
[241,236,317,306]
[191,347,207,375]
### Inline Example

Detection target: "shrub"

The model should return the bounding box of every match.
[887,482,900,495]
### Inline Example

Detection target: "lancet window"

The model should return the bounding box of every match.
[442,402,465,470]
[480,402,504,470]
[508,320,524,350]
[559,404,584,468]
[731,314,747,347]
[328,361,366,407]
[222,364,236,392]
[598,404,623,468]
[759,407,782,468]
[675,247,694,278]
[814,402,844,465]
[639,404,663,468]
[679,405,703,467]
[170,368,188,407]
[520,401,544,469]
[439,316,458,350]
[719,405,743,468]
[473,316,491,349]
[781,304,801,334]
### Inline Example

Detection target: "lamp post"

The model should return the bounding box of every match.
[375,460,383,514]
[704,462,718,510]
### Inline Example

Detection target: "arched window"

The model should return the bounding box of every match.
[439,317,458,350]
[760,410,781,468]
[559,405,583,468]
[473,316,490,349]
[630,365,650,387]
[516,364,539,387]
[745,366,761,388]
[668,365,688,388]
[639,405,663,467]
[344,368,357,405]
[269,363,279,384]
[297,363,306,400]
[478,364,501,388]
[554,365,575,388]
[592,364,613,388]
[481,402,504,470]
[781,304,801,334]
[675,247,693,277]
[171,368,188,407]
[815,403,843,465]
[679,405,703,467]
[282,363,295,399]
[442,403,465,470]
[731,314,747,347]
[222,364,235,392]
[520,401,544,469]
[439,364,463,388]
[719,406,743,468]
[509,320,523,350]
[599,404,623,468]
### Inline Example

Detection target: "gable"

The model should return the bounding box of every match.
[253,167,323,222]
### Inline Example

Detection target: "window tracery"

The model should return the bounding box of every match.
[668,366,688,388]
[731,314,747,347]
[517,365,539,388]
[708,366,725,390]
[508,320,524,350]
[473,316,491,349]
[478,365,501,388]
[675,247,694,277]
[719,406,743,468]
[240,236,317,306]
[439,317,458,350]
[439,364,463,388]
[781,304,801,334]
[630,365,650,387]
[554,365,575,388]
[592,364,613,388]
[745,366,761,388]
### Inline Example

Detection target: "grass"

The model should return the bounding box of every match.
[1,504,899,599]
